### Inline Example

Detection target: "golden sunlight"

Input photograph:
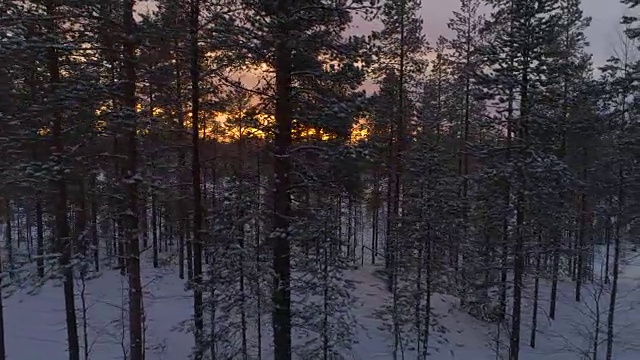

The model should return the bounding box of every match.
[350,118,370,144]
[92,102,370,144]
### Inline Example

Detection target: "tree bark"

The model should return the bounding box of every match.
[530,244,541,348]
[271,1,293,357]
[4,203,12,279]
[90,175,99,272]
[0,244,5,360]
[190,0,204,357]
[122,0,144,358]
[605,167,623,360]
[152,193,158,268]
[46,1,80,358]
[36,199,45,278]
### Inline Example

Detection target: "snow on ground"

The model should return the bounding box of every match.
[4,246,640,359]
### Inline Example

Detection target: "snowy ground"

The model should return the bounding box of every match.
[4,244,640,360]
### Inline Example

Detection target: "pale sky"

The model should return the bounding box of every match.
[136,0,632,66]
[350,0,631,67]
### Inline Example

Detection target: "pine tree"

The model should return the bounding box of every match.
[189,0,205,357]
[445,0,488,307]
[597,16,639,356]
[372,0,426,292]
[480,0,569,358]
[120,0,144,358]
[45,0,80,357]
[217,1,376,358]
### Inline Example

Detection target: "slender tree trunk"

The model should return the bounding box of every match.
[118,218,126,275]
[530,245,541,348]
[372,180,379,265]
[140,197,148,250]
[549,230,560,319]
[75,180,88,257]
[190,0,204,356]
[422,224,432,360]
[179,220,185,279]
[46,2,80,358]
[391,0,407,294]
[26,204,32,260]
[593,283,602,360]
[90,175,99,272]
[0,247,5,360]
[604,196,612,284]
[322,231,329,360]
[255,229,263,360]
[16,206,22,250]
[415,220,424,357]
[271,2,293,356]
[385,132,394,278]
[510,42,531,360]
[36,199,45,278]
[122,0,143,357]
[509,190,524,360]
[255,149,263,360]
[499,157,511,320]
[576,191,586,302]
[187,221,193,282]
[605,167,623,360]
[152,193,158,268]
[5,203,13,279]
[156,207,162,254]
[238,227,248,360]
[500,73,514,322]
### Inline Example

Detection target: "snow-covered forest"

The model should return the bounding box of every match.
[1,0,639,359]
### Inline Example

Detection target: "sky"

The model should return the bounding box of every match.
[349,0,631,67]
[134,0,632,67]
[132,0,633,92]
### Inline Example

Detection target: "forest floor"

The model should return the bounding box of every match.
[3,246,640,359]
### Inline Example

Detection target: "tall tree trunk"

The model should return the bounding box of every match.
[549,229,560,319]
[509,185,524,360]
[271,1,293,357]
[390,0,407,294]
[187,221,193,282]
[16,205,22,250]
[75,180,88,257]
[179,220,185,279]
[174,0,187,283]
[255,146,263,360]
[26,204,32,260]
[46,2,80,358]
[604,196,613,284]
[422,224,432,360]
[118,218,126,274]
[36,199,45,278]
[605,167,623,360]
[140,197,148,250]
[190,0,204,357]
[576,145,589,301]
[152,193,159,268]
[0,244,5,360]
[4,203,12,279]
[90,175,99,272]
[385,130,394,279]
[509,40,531,360]
[530,241,541,348]
[575,191,586,302]
[122,0,143,358]
[499,88,513,322]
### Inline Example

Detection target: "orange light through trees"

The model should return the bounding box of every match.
[91,102,371,144]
